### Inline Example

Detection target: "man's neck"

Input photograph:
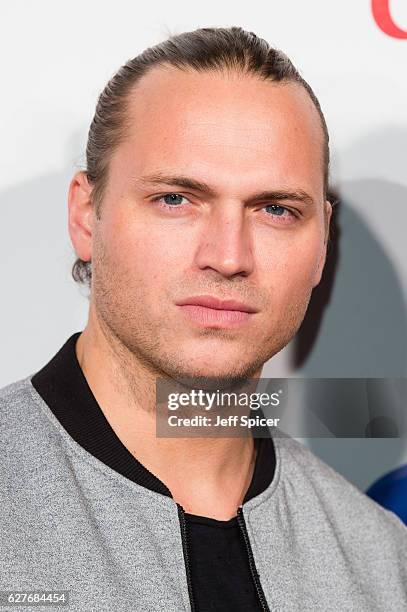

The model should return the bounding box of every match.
[75,319,257,520]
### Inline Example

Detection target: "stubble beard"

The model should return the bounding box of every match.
[90,236,313,389]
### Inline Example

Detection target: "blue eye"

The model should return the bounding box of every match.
[265,204,286,216]
[150,193,191,212]
[162,193,185,206]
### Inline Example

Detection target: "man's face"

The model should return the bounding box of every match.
[87,66,331,380]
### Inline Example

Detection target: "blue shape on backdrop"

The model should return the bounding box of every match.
[366,464,407,525]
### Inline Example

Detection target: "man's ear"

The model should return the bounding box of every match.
[312,200,333,288]
[68,171,95,263]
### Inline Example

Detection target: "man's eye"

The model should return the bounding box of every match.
[264,204,290,216]
[153,193,188,207]
[150,195,296,222]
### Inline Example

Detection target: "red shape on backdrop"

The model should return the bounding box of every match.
[372,0,407,39]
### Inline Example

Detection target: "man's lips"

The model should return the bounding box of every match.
[175,295,258,313]
[175,295,258,327]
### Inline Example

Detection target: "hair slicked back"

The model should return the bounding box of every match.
[72,26,330,287]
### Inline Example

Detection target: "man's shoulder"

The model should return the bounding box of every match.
[273,434,407,542]
[0,375,35,408]
[0,375,43,433]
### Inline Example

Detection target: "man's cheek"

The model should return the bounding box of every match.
[278,259,317,302]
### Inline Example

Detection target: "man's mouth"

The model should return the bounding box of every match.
[175,295,258,328]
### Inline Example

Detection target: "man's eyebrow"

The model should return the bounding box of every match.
[250,189,316,208]
[136,173,217,197]
[136,173,315,207]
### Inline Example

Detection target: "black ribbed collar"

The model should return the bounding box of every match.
[31,332,275,503]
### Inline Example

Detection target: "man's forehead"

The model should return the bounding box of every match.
[126,64,322,137]
[109,66,326,199]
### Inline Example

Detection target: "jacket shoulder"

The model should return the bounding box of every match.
[0,375,42,431]
[0,375,36,406]
[273,434,407,540]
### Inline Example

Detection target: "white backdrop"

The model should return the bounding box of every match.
[1,0,406,490]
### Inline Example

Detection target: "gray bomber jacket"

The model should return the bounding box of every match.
[1,375,407,611]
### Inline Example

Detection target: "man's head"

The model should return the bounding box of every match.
[69,26,332,380]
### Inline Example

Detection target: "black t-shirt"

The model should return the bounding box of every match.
[31,333,276,611]
[185,426,274,612]
[187,513,261,611]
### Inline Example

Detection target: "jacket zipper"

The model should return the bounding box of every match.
[237,506,271,612]
[177,503,197,612]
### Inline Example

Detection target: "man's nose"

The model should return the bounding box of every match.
[193,203,255,278]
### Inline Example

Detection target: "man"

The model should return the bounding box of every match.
[1,26,406,612]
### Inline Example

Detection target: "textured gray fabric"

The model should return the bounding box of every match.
[244,436,407,611]
[1,376,407,611]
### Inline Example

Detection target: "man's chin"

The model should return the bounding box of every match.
[159,357,262,387]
